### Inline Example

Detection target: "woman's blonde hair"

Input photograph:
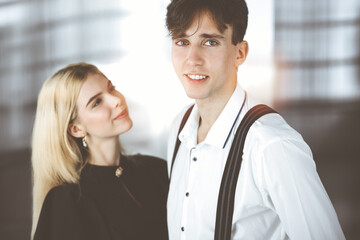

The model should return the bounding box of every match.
[31,62,106,236]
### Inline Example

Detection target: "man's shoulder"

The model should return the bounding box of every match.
[243,108,313,171]
[171,104,194,126]
[166,104,195,164]
[246,108,304,147]
[168,104,194,140]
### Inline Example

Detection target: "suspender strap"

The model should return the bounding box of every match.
[214,104,277,240]
[170,105,194,178]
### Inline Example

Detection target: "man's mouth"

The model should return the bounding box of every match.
[185,74,209,80]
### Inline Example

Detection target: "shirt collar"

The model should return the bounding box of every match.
[179,83,247,149]
[178,104,200,148]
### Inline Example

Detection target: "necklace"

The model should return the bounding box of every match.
[114,157,143,208]
[115,166,123,178]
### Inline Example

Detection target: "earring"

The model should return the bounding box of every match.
[82,136,88,148]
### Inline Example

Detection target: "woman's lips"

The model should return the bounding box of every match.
[114,109,128,120]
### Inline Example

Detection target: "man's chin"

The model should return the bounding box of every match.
[185,91,206,100]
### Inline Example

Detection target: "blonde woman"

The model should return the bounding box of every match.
[31,63,168,240]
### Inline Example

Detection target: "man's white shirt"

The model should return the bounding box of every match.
[167,83,345,240]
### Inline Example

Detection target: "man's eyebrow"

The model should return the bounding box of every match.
[174,33,225,39]
[86,92,102,107]
[173,33,187,39]
[200,33,225,39]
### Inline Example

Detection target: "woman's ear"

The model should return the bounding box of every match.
[235,40,249,67]
[68,123,86,138]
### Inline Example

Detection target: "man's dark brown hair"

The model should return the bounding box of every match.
[166,0,248,45]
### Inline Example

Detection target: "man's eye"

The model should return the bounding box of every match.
[175,40,188,46]
[92,98,102,108]
[204,40,218,46]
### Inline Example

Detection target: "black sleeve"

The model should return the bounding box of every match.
[34,185,82,240]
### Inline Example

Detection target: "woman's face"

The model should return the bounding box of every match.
[73,73,132,141]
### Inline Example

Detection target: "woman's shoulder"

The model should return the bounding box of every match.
[35,184,83,240]
[126,154,167,169]
[124,154,169,191]
[45,183,80,204]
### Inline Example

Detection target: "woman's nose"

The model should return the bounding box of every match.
[108,92,122,108]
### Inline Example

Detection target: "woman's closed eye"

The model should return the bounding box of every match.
[92,98,102,108]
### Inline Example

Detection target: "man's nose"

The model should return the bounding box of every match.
[186,45,204,67]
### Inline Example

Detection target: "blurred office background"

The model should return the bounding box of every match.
[0,0,359,239]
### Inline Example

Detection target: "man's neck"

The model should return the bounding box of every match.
[196,88,236,144]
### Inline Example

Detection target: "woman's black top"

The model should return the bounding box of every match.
[34,154,169,240]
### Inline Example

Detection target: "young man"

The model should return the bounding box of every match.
[165,0,345,239]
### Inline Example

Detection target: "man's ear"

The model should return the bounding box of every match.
[68,123,86,138]
[235,40,249,67]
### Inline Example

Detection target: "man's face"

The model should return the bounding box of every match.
[171,12,246,104]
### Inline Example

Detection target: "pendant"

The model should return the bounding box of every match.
[115,166,123,178]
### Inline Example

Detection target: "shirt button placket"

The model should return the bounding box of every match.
[181,147,197,239]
